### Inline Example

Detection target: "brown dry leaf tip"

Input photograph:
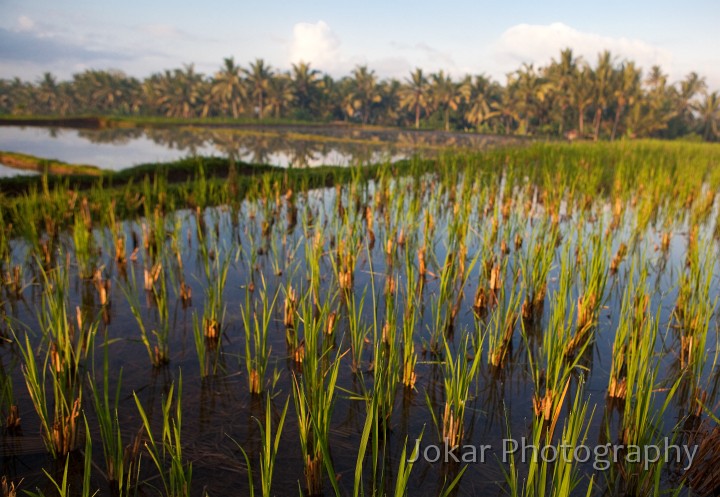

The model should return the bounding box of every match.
[381,321,393,344]
[500,239,509,255]
[514,233,523,250]
[180,281,192,304]
[442,404,461,448]
[489,265,501,292]
[6,405,21,432]
[403,361,416,388]
[533,391,554,421]
[326,312,337,335]
[115,237,126,264]
[1,475,19,497]
[661,232,671,251]
[294,340,305,364]
[386,237,394,256]
[397,228,406,247]
[417,246,427,277]
[607,377,627,400]
[385,275,397,296]
[284,286,297,327]
[153,346,168,366]
[473,287,487,314]
[144,263,162,291]
[204,318,220,339]
[249,369,260,394]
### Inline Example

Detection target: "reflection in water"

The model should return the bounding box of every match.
[0,125,522,171]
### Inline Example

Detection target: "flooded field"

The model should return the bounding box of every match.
[0,124,522,172]
[0,141,719,496]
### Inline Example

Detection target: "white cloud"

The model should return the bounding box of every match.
[492,22,673,79]
[17,16,35,32]
[289,21,341,70]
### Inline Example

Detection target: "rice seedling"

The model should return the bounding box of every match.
[72,212,96,280]
[606,261,651,401]
[401,251,419,389]
[486,275,522,369]
[347,285,370,374]
[428,233,477,354]
[232,394,289,497]
[674,236,716,373]
[89,336,139,495]
[612,298,683,495]
[123,260,171,367]
[501,382,595,497]
[519,221,557,324]
[292,288,343,496]
[241,274,279,395]
[564,229,609,357]
[24,416,97,497]
[134,373,192,497]
[427,333,482,449]
[526,248,588,422]
[15,261,96,457]
[200,248,231,342]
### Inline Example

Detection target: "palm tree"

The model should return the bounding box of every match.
[506,63,551,134]
[430,71,463,131]
[569,66,595,136]
[345,66,381,125]
[211,57,246,118]
[591,51,616,140]
[245,59,273,119]
[462,74,500,130]
[610,62,641,140]
[378,78,401,125]
[149,65,207,118]
[693,91,720,141]
[265,74,294,118]
[398,68,430,128]
[36,72,59,114]
[291,62,320,116]
[642,65,676,136]
[674,72,707,132]
[545,49,580,135]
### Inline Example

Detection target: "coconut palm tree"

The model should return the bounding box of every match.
[265,73,295,118]
[569,66,595,136]
[245,59,273,119]
[148,65,207,118]
[610,61,641,140]
[35,72,60,114]
[462,74,501,131]
[591,51,616,140]
[693,91,720,141]
[398,68,430,128]
[291,61,320,116]
[430,71,463,131]
[211,57,246,118]
[545,48,580,135]
[344,65,381,125]
[506,63,552,134]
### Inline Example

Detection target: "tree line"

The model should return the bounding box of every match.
[1,49,718,141]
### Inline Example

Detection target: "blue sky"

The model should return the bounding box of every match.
[1,0,718,89]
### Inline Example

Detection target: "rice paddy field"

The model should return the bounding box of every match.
[0,140,719,496]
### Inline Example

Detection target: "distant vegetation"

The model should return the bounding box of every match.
[1,49,718,141]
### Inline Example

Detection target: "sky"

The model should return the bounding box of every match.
[1,0,718,90]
